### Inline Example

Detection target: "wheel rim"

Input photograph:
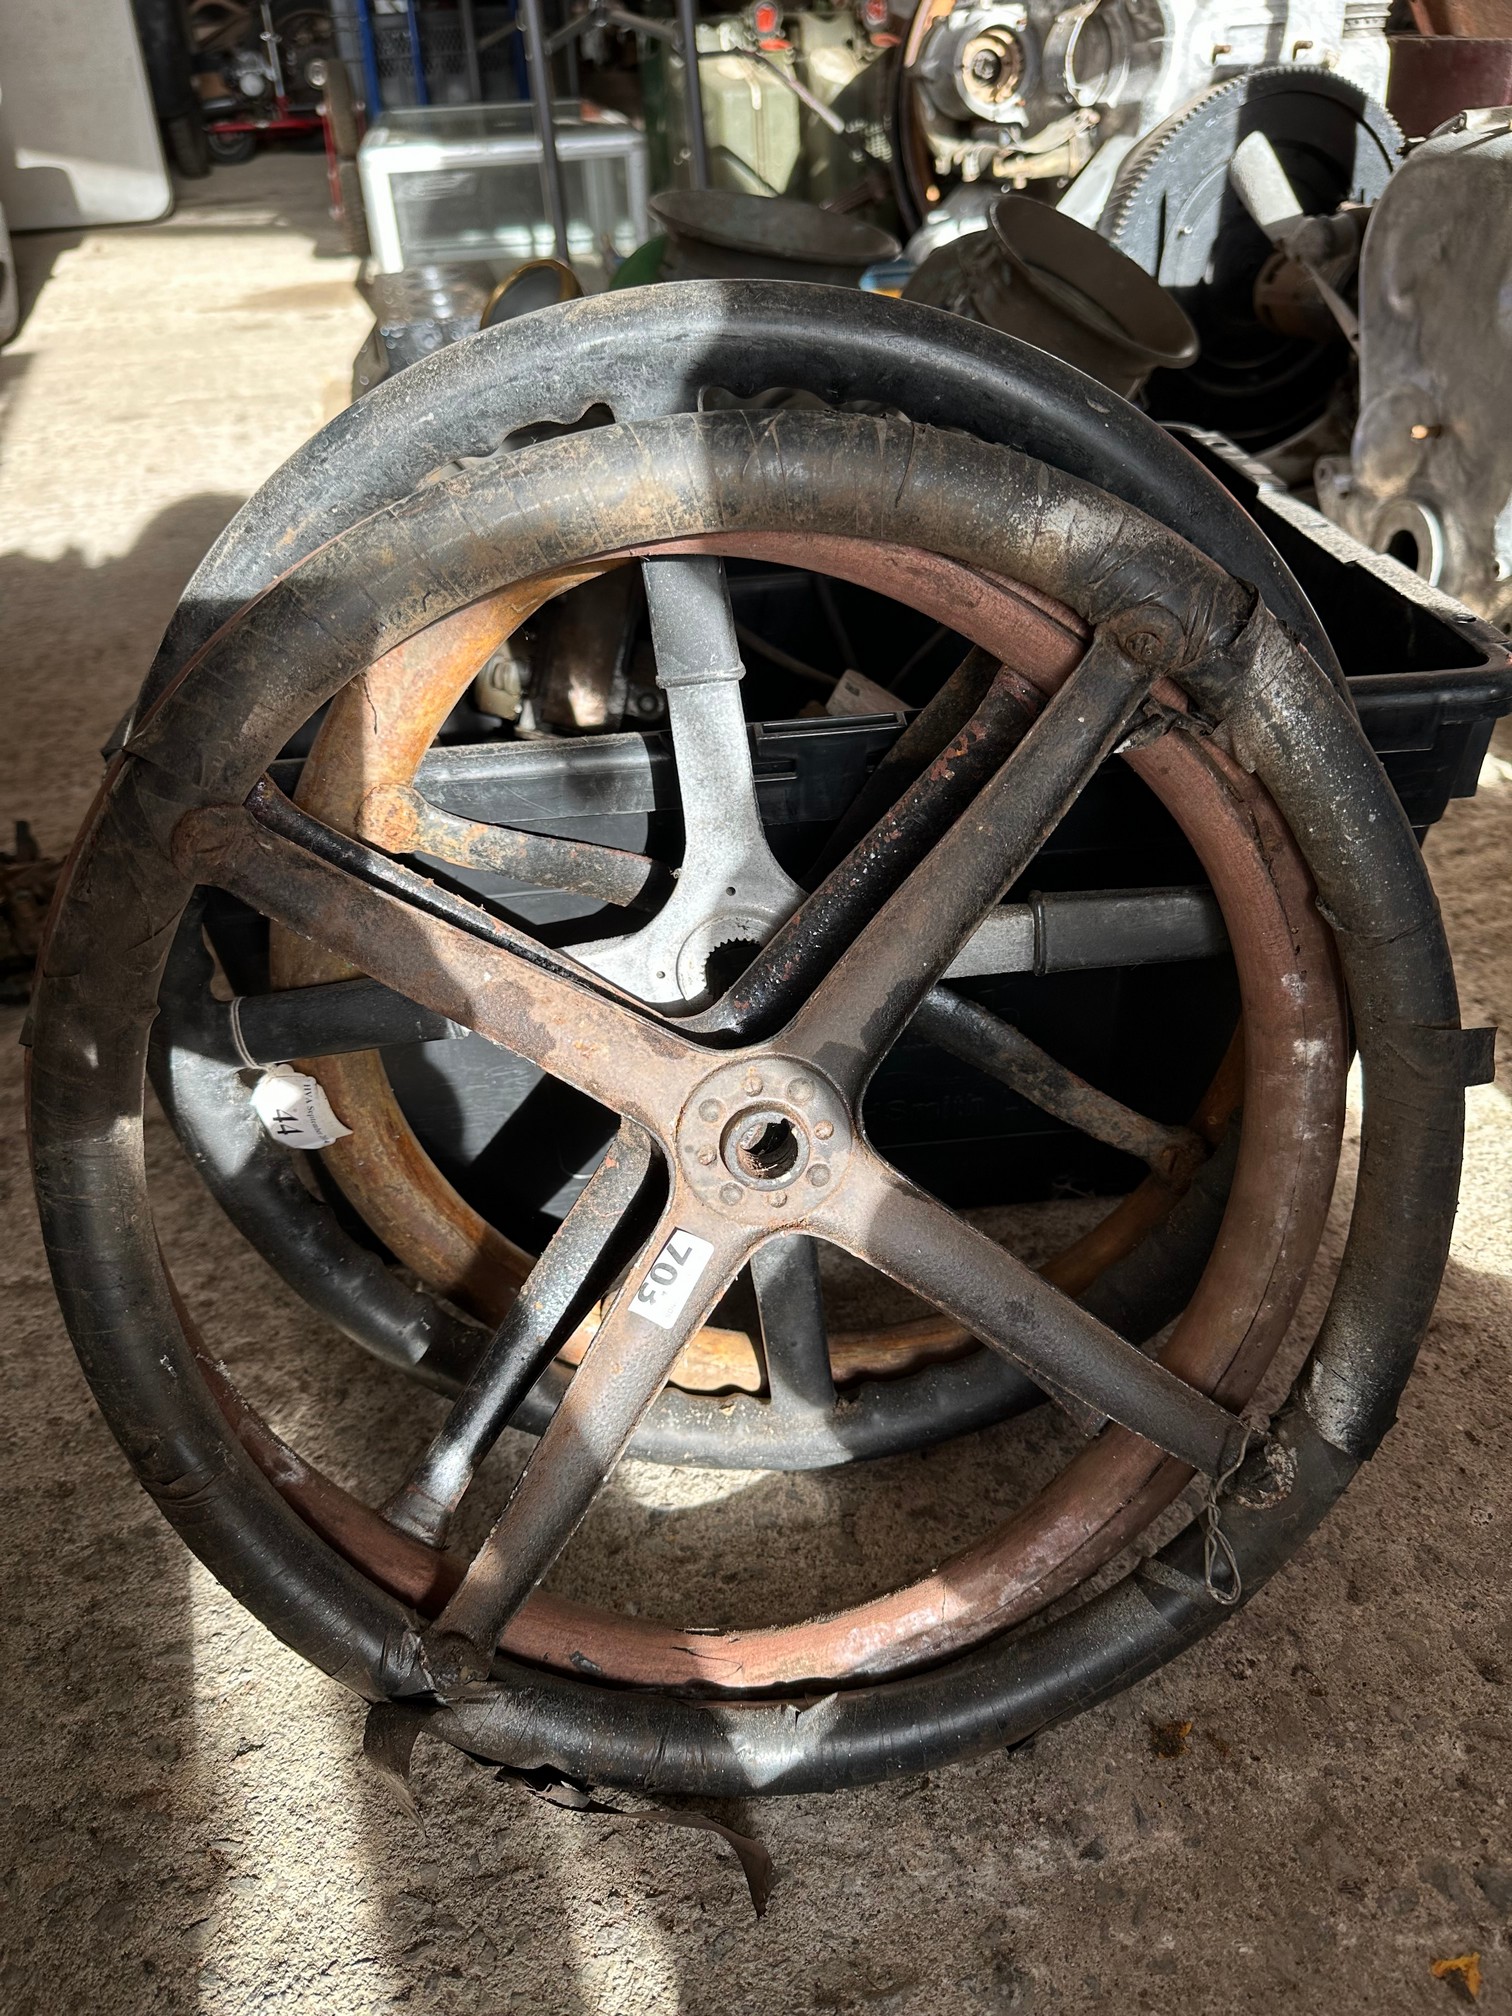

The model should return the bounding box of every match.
[31,362,1467,1798]
[221,529,1346,1693]
[152,544,1257,1468]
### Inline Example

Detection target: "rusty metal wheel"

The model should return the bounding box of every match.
[140,282,1349,1473]
[30,291,1480,1796]
[151,539,1253,1467]
[278,535,1247,1406]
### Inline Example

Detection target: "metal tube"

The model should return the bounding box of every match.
[751,1240,835,1416]
[784,635,1159,1085]
[350,0,384,121]
[425,1199,751,1680]
[694,664,1042,1041]
[674,0,711,188]
[404,0,429,105]
[519,0,571,260]
[458,0,484,99]
[222,976,462,1065]
[356,781,664,909]
[259,0,288,101]
[912,988,1204,1176]
[609,5,675,39]
[386,1122,654,1546]
[740,43,846,137]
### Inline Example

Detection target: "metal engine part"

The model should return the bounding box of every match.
[350,262,497,400]
[903,190,1196,394]
[646,6,893,204]
[1316,109,1512,629]
[908,0,1153,189]
[900,0,1390,220]
[648,185,900,281]
[352,258,583,405]
[1098,66,1399,452]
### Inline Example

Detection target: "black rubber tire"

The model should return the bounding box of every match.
[165,110,212,179]
[28,331,1472,1794]
[207,127,258,166]
[127,281,1345,725]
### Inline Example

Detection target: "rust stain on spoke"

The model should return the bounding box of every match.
[423,1194,759,1683]
[246,541,1172,1378]
[276,587,583,1305]
[172,792,706,1132]
[357,781,661,911]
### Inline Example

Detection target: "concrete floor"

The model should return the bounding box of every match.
[2,155,1511,2016]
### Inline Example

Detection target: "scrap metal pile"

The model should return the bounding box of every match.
[27,274,1510,1806]
[353,0,1512,601]
[895,0,1388,225]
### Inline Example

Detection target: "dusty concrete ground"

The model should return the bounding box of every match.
[2,153,1510,2016]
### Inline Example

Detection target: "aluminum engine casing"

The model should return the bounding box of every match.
[1316,111,1512,628]
[912,0,1389,193]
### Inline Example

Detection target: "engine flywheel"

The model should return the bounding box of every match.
[1100,66,1401,449]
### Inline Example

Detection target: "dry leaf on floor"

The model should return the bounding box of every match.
[1430,1952,1483,2002]
[1147,1718,1193,1759]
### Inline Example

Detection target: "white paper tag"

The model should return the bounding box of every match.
[826,667,904,719]
[249,1065,352,1150]
[633,1228,716,1330]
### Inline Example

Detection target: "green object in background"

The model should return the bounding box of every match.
[608,235,669,290]
[638,10,888,207]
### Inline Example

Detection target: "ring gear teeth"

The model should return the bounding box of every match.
[1097,66,1402,448]
[696,923,767,999]
[1099,65,1402,256]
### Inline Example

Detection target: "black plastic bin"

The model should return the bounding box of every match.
[1171,424,1512,832]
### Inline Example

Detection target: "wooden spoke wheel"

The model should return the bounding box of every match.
[29,289,1472,1796]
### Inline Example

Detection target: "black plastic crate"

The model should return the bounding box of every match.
[1171,426,1512,832]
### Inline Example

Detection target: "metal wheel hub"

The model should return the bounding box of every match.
[679,1058,849,1213]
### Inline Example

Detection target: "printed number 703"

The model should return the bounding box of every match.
[632,1229,715,1331]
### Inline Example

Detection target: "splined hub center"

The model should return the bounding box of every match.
[723,1106,808,1189]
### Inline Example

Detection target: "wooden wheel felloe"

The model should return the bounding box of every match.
[29,290,1479,1798]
